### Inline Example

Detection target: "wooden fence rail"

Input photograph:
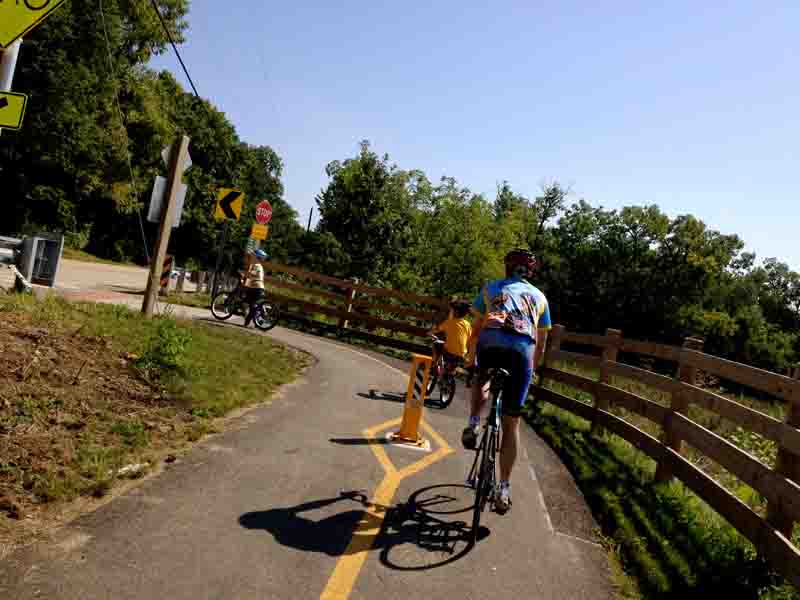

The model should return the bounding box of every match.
[251,259,449,355]
[536,324,800,589]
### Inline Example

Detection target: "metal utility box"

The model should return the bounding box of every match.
[18,233,64,287]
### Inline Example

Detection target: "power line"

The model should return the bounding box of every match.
[98,0,151,266]
[149,0,200,99]
[148,0,237,181]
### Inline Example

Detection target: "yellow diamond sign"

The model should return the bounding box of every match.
[214,188,244,221]
[0,92,27,130]
[1,0,67,48]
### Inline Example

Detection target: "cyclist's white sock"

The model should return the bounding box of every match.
[469,416,480,428]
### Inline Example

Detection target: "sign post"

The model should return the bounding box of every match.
[142,135,191,317]
[0,38,22,135]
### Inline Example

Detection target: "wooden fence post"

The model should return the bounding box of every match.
[547,324,564,359]
[767,368,800,537]
[531,324,564,412]
[592,328,622,436]
[655,336,704,484]
[338,279,358,331]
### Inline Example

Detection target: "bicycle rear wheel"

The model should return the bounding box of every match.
[253,300,279,331]
[210,292,235,320]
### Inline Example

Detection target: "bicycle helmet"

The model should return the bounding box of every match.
[504,248,538,279]
[254,249,268,261]
[449,297,471,318]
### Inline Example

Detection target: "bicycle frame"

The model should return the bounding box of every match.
[466,368,507,542]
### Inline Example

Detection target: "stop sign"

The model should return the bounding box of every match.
[255,200,273,225]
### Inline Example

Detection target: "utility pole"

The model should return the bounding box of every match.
[307,207,313,233]
[142,135,191,317]
[0,39,22,136]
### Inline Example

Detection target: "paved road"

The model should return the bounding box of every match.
[0,292,612,599]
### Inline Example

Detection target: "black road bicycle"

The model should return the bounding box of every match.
[465,366,508,543]
[210,282,279,331]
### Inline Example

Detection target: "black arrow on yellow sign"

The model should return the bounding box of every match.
[0,98,8,110]
[219,190,241,219]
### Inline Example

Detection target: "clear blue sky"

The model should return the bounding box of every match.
[151,1,800,269]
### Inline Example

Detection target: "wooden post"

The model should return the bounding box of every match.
[531,324,564,412]
[533,324,564,409]
[767,368,800,536]
[592,328,622,436]
[548,324,564,356]
[655,336,704,484]
[338,279,358,331]
[142,135,190,317]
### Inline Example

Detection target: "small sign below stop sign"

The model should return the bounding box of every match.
[255,200,273,225]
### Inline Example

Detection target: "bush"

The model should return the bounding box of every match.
[136,318,193,376]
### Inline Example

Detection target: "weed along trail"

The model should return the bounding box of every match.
[0,296,612,600]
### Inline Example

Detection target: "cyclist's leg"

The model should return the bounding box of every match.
[496,338,534,509]
[464,334,504,449]
[244,288,262,326]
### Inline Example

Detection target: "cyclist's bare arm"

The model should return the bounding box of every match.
[467,309,485,367]
[534,328,549,372]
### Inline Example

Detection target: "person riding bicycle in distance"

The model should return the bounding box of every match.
[430,298,473,371]
[464,249,551,513]
[241,249,267,328]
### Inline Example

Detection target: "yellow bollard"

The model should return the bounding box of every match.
[390,354,433,445]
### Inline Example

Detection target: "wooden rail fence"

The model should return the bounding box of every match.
[534,325,800,588]
[253,260,449,355]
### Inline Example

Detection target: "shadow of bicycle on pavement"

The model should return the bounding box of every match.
[239,484,487,571]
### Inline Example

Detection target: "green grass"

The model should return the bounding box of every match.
[0,293,310,514]
[529,362,800,599]
[3,294,310,417]
[62,247,139,267]
[161,292,211,310]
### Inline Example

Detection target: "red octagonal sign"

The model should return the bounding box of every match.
[255,200,273,225]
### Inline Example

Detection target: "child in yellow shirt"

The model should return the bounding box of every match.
[431,300,473,366]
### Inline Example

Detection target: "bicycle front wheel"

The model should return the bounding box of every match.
[426,360,441,397]
[253,300,279,331]
[439,375,456,407]
[471,429,495,543]
[210,292,235,321]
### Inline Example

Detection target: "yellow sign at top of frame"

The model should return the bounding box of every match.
[1,0,67,48]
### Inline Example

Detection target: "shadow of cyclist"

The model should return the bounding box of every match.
[239,485,486,569]
[239,491,381,557]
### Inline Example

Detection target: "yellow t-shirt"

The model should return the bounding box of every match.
[245,263,265,289]
[434,317,472,358]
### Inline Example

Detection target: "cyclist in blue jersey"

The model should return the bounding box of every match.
[464,249,552,513]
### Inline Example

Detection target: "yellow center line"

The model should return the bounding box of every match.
[319,419,453,600]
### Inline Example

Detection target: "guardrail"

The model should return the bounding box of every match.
[534,325,800,588]
[254,260,449,355]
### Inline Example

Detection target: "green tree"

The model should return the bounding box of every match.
[315,141,417,282]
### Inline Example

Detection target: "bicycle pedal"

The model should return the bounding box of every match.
[465,477,476,488]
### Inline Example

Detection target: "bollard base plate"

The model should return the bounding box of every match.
[387,432,431,452]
